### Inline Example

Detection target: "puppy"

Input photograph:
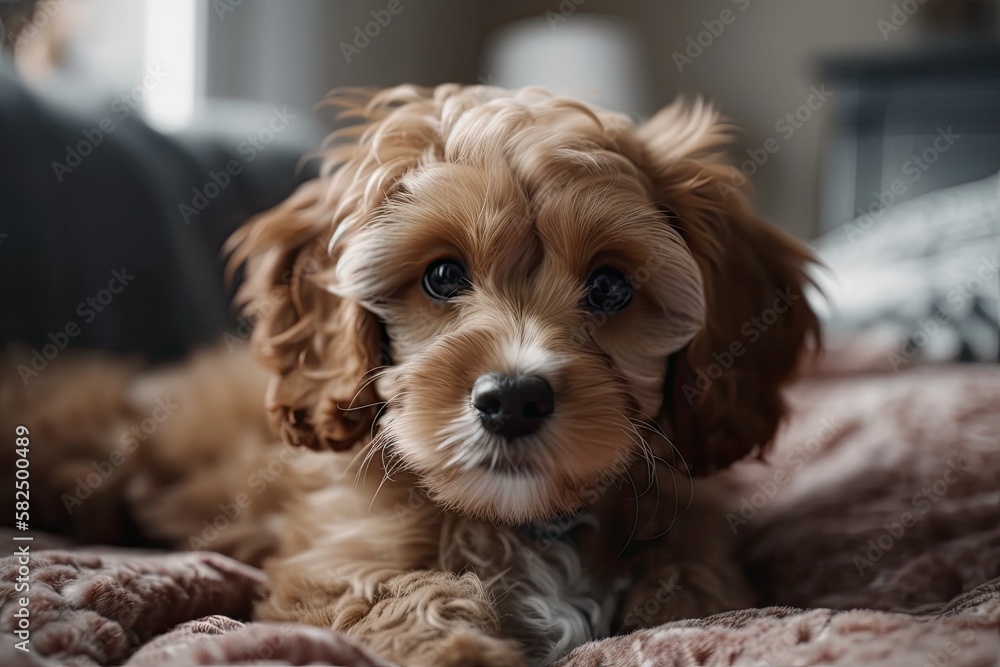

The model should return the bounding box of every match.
[227,84,820,666]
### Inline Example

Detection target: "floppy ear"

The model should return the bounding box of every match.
[226,85,451,451]
[637,99,821,475]
[226,178,384,452]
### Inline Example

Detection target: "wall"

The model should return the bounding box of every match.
[202,0,935,238]
[476,0,929,237]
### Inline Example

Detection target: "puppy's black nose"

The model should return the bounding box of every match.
[471,373,554,440]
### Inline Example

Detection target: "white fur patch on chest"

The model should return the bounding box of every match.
[439,513,631,666]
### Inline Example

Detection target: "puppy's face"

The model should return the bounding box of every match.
[234,86,819,526]
[331,98,704,523]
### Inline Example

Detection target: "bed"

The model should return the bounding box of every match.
[2,177,998,666]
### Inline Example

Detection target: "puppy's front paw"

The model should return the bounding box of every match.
[409,630,525,667]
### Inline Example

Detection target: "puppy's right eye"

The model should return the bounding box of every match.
[422,259,471,300]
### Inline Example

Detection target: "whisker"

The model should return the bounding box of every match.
[369,392,401,440]
[346,438,375,475]
[355,431,388,487]
[339,400,386,412]
[359,429,387,473]
[623,413,696,541]
[340,367,392,411]
[627,417,695,479]
[617,466,642,557]
[350,393,401,486]
[622,419,657,493]
[369,448,407,510]
[617,427,655,495]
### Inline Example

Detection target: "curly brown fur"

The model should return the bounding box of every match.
[222,84,820,666]
[0,348,141,545]
[1,347,316,566]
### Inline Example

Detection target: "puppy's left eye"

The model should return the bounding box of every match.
[422,259,471,300]
[585,266,633,314]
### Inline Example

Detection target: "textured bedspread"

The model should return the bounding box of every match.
[2,365,998,666]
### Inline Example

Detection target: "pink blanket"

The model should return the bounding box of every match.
[2,365,998,666]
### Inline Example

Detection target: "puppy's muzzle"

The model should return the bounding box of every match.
[471,373,554,440]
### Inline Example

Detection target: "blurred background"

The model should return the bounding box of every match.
[1,0,998,366]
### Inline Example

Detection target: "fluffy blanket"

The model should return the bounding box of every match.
[2,364,999,666]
